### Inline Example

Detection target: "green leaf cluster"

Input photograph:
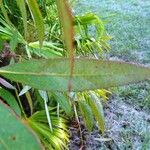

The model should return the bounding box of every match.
[0,0,150,150]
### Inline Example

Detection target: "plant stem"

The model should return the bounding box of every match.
[57,103,60,117]
[73,103,84,147]
[15,90,27,119]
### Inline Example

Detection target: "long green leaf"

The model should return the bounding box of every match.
[39,90,53,132]
[26,0,44,46]
[52,92,72,116]
[0,100,42,150]
[89,92,105,133]
[78,100,94,131]
[0,87,21,116]
[0,0,11,25]
[10,30,19,51]
[0,58,150,92]
[16,0,27,39]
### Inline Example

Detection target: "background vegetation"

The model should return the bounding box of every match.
[0,0,150,150]
[75,0,150,149]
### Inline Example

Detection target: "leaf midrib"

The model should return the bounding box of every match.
[0,70,147,78]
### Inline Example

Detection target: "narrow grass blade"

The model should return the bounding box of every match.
[16,0,27,39]
[39,90,53,132]
[26,0,44,46]
[25,91,33,115]
[0,0,11,25]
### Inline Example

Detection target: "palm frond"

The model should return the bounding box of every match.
[27,108,69,150]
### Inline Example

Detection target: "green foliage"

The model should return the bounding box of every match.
[88,92,105,133]
[74,13,111,55]
[28,41,62,58]
[0,0,150,149]
[78,99,94,131]
[0,58,150,92]
[0,16,25,43]
[0,0,12,25]
[0,0,110,58]
[77,91,105,133]
[52,92,72,116]
[16,0,27,38]
[0,0,112,149]
[0,87,21,116]
[0,100,42,150]
[27,108,69,150]
[26,0,44,46]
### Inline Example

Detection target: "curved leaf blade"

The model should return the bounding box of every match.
[19,85,31,96]
[16,0,27,39]
[0,0,11,25]
[0,87,20,116]
[89,92,105,133]
[0,100,43,150]
[0,77,16,89]
[26,0,44,46]
[28,108,69,150]
[0,58,150,92]
[53,92,72,116]
[78,100,94,131]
